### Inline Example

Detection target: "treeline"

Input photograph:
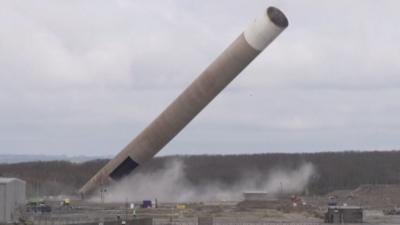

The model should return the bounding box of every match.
[1,151,400,197]
[0,159,108,197]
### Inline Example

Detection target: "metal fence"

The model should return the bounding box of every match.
[30,216,324,225]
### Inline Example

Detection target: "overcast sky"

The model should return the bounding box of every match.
[1,0,399,156]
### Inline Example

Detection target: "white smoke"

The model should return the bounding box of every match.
[95,160,315,203]
[263,163,315,194]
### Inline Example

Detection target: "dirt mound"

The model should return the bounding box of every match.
[326,184,400,209]
[353,184,400,196]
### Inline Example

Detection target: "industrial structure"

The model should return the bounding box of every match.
[325,206,363,224]
[0,178,26,224]
[80,6,289,196]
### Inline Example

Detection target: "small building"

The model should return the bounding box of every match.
[0,178,26,224]
[243,191,277,201]
[325,206,363,224]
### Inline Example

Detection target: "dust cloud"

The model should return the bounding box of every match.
[95,160,315,203]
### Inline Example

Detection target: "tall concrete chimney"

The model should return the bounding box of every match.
[80,6,289,197]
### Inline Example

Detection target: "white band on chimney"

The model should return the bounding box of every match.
[244,9,285,51]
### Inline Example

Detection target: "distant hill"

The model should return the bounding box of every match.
[1,151,400,198]
[0,154,108,164]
